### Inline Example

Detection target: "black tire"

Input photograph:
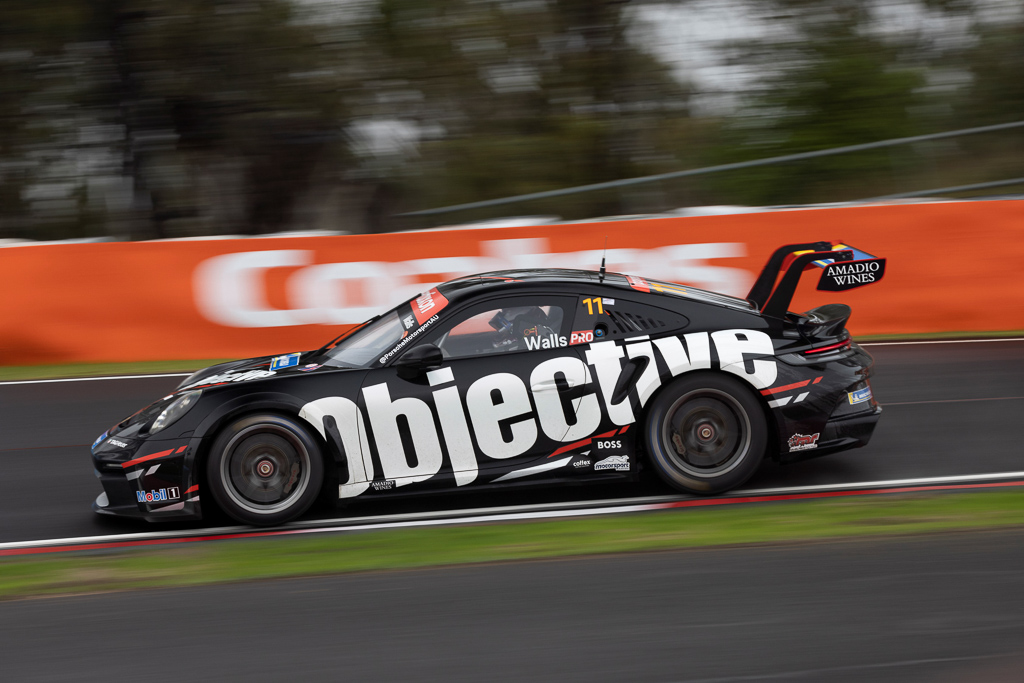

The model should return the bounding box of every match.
[643,373,767,494]
[206,413,324,526]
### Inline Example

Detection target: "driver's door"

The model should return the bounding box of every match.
[356,294,602,492]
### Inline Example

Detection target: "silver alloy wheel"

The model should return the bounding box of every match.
[219,423,312,516]
[660,387,752,478]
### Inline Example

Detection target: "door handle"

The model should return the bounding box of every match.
[530,378,578,392]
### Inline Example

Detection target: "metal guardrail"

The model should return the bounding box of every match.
[866,177,1024,201]
[398,119,1024,218]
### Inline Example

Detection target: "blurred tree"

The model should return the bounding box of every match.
[0,1,99,239]
[95,0,351,237]
[961,18,1024,125]
[360,0,693,225]
[947,8,1024,186]
[0,0,350,239]
[702,1,929,206]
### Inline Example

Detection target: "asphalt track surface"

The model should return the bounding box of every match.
[5,530,1024,682]
[1,340,1022,545]
[2,340,1024,682]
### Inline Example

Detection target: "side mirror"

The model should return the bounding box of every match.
[394,344,444,380]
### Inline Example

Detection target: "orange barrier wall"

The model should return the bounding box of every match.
[1,201,1022,366]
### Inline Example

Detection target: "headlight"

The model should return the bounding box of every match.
[149,390,202,435]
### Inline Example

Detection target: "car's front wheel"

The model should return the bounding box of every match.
[643,373,767,494]
[206,414,324,526]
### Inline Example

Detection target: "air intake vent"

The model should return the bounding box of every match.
[607,310,667,334]
[597,301,688,339]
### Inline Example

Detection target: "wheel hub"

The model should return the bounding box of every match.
[696,422,716,442]
[222,429,310,511]
[255,459,275,478]
[663,392,748,475]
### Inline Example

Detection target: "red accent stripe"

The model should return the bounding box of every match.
[185,485,199,494]
[804,340,851,355]
[547,429,620,458]
[813,376,823,384]
[4,479,1024,557]
[121,448,176,469]
[549,438,591,458]
[760,380,811,396]
[619,425,630,434]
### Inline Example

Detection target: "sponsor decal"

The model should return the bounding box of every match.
[602,298,615,306]
[848,387,872,405]
[413,288,449,325]
[570,331,594,345]
[107,438,130,449]
[522,330,596,350]
[573,459,591,468]
[625,274,650,293]
[818,259,886,291]
[525,333,565,350]
[299,363,322,372]
[270,352,302,371]
[379,314,439,364]
[594,455,630,471]
[136,487,180,504]
[596,439,623,450]
[92,430,109,449]
[182,369,276,390]
[788,433,820,452]
[301,329,777,499]
[402,315,415,329]
[193,241,750,328]
[370,479,396,491]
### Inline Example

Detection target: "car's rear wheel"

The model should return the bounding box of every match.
[644,373,766,494]
[206,414,324,526]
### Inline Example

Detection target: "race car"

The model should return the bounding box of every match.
[90,241,885,526]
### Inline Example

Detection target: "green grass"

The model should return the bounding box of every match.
[4,489,1024,600]
[855,329,1024,342]
[0,359,231,381]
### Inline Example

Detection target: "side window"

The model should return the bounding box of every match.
[432,300,570,359]
[574,296,688,341]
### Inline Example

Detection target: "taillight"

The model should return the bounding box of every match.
[802,339,852,355]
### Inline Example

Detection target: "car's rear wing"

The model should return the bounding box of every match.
[748,242,886,319]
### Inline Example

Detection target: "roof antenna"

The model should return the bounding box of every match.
[598,237,608,282]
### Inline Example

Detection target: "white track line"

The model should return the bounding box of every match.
[884,396,1024,406]
[1,338,1020,385]
[0,373,191,386]
[5,470,1024,551]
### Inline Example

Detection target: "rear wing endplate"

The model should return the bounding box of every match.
[748,242,886,319]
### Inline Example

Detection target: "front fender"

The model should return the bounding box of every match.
[183,391,309,484]
[191,391,308,441]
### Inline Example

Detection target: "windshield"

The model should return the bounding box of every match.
[323,312,406,368]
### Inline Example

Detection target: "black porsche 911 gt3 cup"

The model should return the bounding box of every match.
[91,242,885,526]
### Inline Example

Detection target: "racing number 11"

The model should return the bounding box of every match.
[582,297,604,315]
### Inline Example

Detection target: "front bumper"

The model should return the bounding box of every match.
[91,437,204,522]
